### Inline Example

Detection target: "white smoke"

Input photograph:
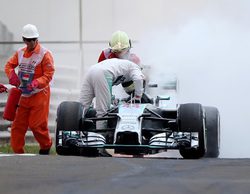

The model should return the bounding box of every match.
[137,1,250,158]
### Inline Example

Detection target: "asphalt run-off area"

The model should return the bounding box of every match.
[0,153,249,194]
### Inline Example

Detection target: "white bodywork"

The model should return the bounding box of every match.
[114,103,147,144]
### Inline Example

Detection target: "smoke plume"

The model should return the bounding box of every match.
[137,1,250,158]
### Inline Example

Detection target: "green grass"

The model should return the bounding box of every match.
[0,144,56,155]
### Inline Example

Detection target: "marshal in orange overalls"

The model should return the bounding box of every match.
[5,43,55,153]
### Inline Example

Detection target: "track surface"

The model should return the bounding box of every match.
[0,155,250,194]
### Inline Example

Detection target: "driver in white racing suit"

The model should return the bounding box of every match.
[79,58,144,128]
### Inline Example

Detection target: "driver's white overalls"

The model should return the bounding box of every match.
[79,58,144,126]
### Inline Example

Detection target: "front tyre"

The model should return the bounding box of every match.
[178,103,205,159]
[55,101,83,155]
[204,106,220,158]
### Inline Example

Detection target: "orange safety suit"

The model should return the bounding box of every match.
[98,48,117,62]
[5,43,55,153]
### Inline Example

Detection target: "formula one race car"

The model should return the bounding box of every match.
[55,93,220,159]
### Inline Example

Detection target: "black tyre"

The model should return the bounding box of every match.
[204,106,220,158]
[178,103,205,159]
[55,101,83,155]
[55,126,69,155]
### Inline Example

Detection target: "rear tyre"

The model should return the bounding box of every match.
[178,103,205,159]
[204,106,220,158]
[55,101,83,155]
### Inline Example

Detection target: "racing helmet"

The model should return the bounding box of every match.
[22,24,39,39]
[109,31,131,52]
[122,80,135,95]
[122,80,153,104]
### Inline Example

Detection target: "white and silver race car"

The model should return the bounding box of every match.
[55,92,220,159]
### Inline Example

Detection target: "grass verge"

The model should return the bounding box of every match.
[0,144,56,155]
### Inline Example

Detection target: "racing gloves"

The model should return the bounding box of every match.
[27,80,39,91]
[0,84,7,93]
[9,70,20,87]
[127,95,141,103]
